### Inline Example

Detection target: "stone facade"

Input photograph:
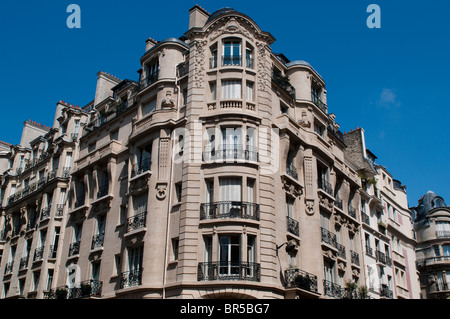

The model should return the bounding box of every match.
[0,5,420,299]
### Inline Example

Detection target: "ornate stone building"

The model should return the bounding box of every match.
[0,5,420,299]
[411,191,450,299]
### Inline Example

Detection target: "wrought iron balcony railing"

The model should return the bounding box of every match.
[200,201,260,221]
[287,216,299,236]
[323,279,343,298]
[120,269,143,289]
[197,261,260,282]
[126,212,147,233]
[318,179,333,196]
[362,212,370,225]
[139,72,159,90]
[350,250,360,266]
[41,207,51,220]
[321,227,337,249]
[348,205,357,219]
[4,261,14,275]
[376,250,392,266]
[68,241,80,257]
[334,196,343,210]
[97,183,109,198]
[19,256,29,270]
[337,243,346,259]
[45,280,103,299]
[284,268,318,294]
[272,73,296,99]
[131,158,151,177]
[222,55,242,66]
[286,163,298,180]
[380,284,393,298]
[91,233,105,250]
[34,247,44,262]
[311,92,327,113]
[202,145,259,162]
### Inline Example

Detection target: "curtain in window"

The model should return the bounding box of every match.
[246,82,253,101]
[221,80,242,99]
[133,192,148,215]
[219,178,241,202]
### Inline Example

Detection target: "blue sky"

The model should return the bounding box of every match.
[0,0,449,207]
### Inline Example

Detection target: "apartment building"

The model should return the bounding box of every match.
[0,5,420,299]
[411,191,450,299]
[343,128,420,299]
[0,104,87,298]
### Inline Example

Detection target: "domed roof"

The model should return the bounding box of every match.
[415,191,447,221]
[206,7,240,24]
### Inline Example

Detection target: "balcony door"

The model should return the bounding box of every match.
[223,40,241,66]
[219,235,241,277]
[128,246,143,273]
[221,127,243,159]
[219,177,241,217]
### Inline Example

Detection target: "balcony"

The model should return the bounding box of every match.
[120,269,143,289]
[337,243,346,259]
[284,268,318,294]
[311,92,327,113]
[19,256,29,270]
[45,280,103,299]
[286,216,299,237]
[334,196,343,210]
[176,62,189,78]
[321,227,337,249]
[56,204,64,217]
[33,247,44,262]
[361,212,370,225]
[436,231,450,239]
[417,256,450,268]
[68,241,80,257]
[348,205,357,219]
[380,284,393,299]
[222,55,242,66]
[200,201,259,221]
[286,163,298,180]
[272,73,295,99]
[350,250,360,266]
[376,250,392,267]
[74,194,86,208]
[139,72,159,90]
[197,261,260,282]
[126,212,147,233]
[131,158,151,178]
[40,207,51,221]
[96,183,109,199]
[318,179,333,197]
[323,279,343,298]
[91,233,104,250]
[4,261,13,275]
[202,145,259,163]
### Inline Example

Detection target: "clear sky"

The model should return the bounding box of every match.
[0,0,449,207]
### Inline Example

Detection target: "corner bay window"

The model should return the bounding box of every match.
[222,41,241,66]
[198,234,259,281]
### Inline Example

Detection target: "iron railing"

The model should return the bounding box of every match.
[318,179,333,196]
[34,247,44,262]
[321,227,337,249]
[200,201,260,221]
[284,268,318,293]
[202,145,259,162]
[272,73,296,99]
[91,233,105,250]
[120,269,143,289]
[222,55,242,66]
[198,262,260,282]
[68,241,80,257]
[286,163,298,180]
[323,279,342,298]
[131,158,151,177]
[45,280,103,299]
[311,92,327,113]
[126,212,147,232]
[287,216,299,236]
[350,250,360,266]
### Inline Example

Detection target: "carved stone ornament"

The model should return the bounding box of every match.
[193,40,207,88]
[161,90,175,108]
[156,182,168,200]
[305,199,315,216]
[256,42,268,92]
[210,17,252,41]
[129,174,150,195]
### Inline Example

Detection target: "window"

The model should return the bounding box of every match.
[219,177,242,217]
[133,192,148,216]
[219,235,241,275]
[222,80,242,99]
[91,261,101,281]
[314,121,325,137]
[135,143,152,175]
[74,119,80,136]
[221,127,242,149]
[46,269,54,291]
[286,196,294,219]
[205,179,214,204]
[204,236,212,263]
[210,82,217,100]
[222,40,241,66]
[246,46,254,68]
[127,246,143,273]
[210,47,218,68]
[110,130,119,141]
[142,98,156,116]
[246,81,254,101]
[33,271,40,292]
[145,59,159,84]
[317,162,331,194]
[443,244,450,256]
[172,238,179,261]
[175,183,182,203]
[50,227,60,259]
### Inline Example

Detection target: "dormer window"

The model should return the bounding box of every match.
[222,40,241,66]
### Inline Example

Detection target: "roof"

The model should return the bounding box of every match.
[206,7,239,24]
[413,191,448,221]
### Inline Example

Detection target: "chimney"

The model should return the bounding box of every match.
[189,5,210,30]
[146,37,158,52]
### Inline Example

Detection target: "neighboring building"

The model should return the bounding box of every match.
[411,191,450,299]
[343,128,420,299]
[0,104,88,299]
[0,5,420,299]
